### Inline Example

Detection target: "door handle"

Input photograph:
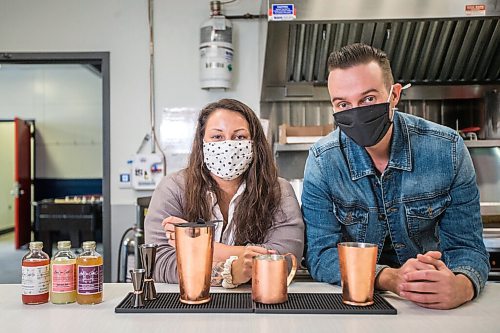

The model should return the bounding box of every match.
[10,182,23,198]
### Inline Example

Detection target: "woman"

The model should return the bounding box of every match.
[145,98,304,287]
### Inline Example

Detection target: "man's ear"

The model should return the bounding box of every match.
[391,83,403,107]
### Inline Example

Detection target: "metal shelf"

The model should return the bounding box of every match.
[274,140,500,151]
[274,143,313,152]
[464,140,500,148]
[481,202,500,218]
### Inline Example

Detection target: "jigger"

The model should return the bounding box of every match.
[140,243,158,301]
[130,268,146,308]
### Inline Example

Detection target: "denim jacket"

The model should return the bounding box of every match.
[302,111,490,296]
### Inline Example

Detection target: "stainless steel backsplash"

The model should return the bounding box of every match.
[260,101,334,144]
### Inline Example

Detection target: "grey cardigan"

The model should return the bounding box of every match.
[144,170,305,283]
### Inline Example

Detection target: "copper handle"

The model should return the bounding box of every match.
[283,253,297,286]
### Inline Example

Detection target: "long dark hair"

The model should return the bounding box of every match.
[184,98,281,245]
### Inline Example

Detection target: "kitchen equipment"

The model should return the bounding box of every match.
[139,243,158,301]
[483,228,500,281]
[484,90,500,139]
[117,196,149,283]
[34,196,102,257]
[468,144,500,209]
[130,268,145,308]
[174,219,216,305]
[289,179,303,206]
[338,242,378,306]
[261,0,500,182]
[252,253,297,304]
[200,1,233,90]
[460,127,481,140]
[262,0,500,98]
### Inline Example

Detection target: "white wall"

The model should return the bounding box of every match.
[0,0,263,203]
[154,1,262,113]
[0,64,103,179]
[0,0,266,279]
[0,122,15,230]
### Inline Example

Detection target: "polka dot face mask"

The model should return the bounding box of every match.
[203,140,254,180]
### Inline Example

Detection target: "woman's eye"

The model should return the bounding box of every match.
[234,135,248,140]
[211,135,224,140]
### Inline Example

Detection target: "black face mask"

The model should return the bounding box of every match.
[333,102,392,147]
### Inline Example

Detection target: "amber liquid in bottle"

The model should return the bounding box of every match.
[22,242,50,305]
[76,241,103,304]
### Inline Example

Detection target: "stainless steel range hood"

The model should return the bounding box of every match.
[262,0,500,102]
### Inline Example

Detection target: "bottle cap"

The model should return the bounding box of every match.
[29,241,44,250]
[82,241,96,250]
[57,241,72,250]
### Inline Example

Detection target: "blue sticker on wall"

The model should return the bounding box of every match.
[269,4,296,21]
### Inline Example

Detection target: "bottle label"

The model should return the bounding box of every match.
[52,264,76,293]
[77,265,103,294]
[22,265,49,295]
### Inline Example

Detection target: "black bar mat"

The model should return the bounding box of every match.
[254,293,396,315]
[115,292,253,313]
[115,292,396,315]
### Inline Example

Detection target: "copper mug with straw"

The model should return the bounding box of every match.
[252,253,297,304]
[337,242,378,306]
[174,219,217,305]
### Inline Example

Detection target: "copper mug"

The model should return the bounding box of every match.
[338,242,378,306]
[174,220,216,304]
[252,253,297,304]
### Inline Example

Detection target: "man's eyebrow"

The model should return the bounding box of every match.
[331,96,346,103]
[331,88,380,103]
[360,88,379,96]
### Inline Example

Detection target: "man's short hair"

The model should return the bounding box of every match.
[327,43,394,90]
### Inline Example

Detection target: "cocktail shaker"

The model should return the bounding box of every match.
[338,242,378,306]
[175,219,217,305]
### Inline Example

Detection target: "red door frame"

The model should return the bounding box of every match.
[14,118,32,249]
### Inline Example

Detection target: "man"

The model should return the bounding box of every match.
[302,43,490,309]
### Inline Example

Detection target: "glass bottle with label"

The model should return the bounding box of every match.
[22,241,50,304]
[76,241,103,304]
[50,241,77,304]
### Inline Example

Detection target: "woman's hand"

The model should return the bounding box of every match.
[213,243,246,262]
[231,246,274,285]
[161,216,187,247]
